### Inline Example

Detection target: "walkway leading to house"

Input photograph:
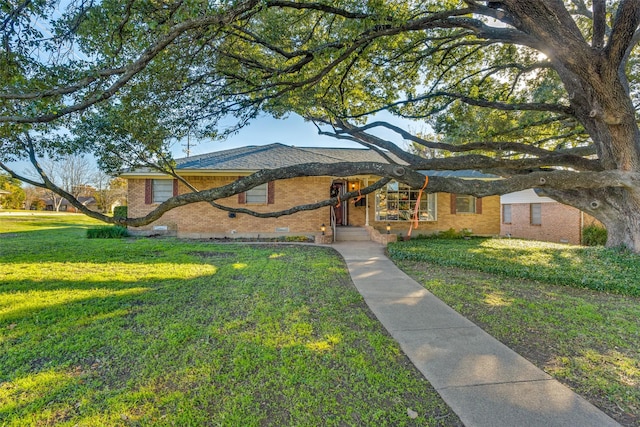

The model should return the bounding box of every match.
[331,241,620,427]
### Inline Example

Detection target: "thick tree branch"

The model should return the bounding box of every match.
[199,178,390,219]
[592,0,606,49]
[265,1,372,20]
[606,0,640,66]
[424,169,640,197]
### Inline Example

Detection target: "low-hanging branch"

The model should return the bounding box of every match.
[3,143,637,228]
[113,166,640,227]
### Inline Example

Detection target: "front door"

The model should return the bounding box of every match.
[330,182,348,226]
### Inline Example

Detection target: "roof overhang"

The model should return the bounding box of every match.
[119,170,386,180]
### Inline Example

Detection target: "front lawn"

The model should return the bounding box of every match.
[0,214,461,426]
[388,238,640,427]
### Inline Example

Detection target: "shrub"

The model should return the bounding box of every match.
[87,225,130,239]
[113,206,128,220]
[415,228,473,240]
[438,228,460,239]
[284,235,313,242]
[582,225,607,246]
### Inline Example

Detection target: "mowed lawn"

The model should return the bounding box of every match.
[0,213,461,426]
[389,239,640,427]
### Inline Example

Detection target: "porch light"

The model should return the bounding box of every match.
[321,223,326,235]
[386,223,391,234]
[351,182,356,190]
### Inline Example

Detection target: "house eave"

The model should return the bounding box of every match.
[120,169,382,180]
[119,169,259,179]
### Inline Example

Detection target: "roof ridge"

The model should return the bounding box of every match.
[293,146,371,163]
[176,143,284,169]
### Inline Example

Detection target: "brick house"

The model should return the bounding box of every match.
[121,143,501,241]
[500,189,601,245]
[42,196,98,213]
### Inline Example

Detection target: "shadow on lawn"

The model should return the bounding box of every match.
[0,256,462,426]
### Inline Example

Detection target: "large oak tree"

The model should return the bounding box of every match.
[2,1,640,251]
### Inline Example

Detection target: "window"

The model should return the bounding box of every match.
[245,183,268,204]
[238,181,274,205]
[375,181,436,222]
[502,204,512,224]
[530,203,542,225]
[450,194,482,214]
[153,179,174,203]
[456,195,476,213]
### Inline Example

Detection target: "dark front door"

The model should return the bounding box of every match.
[330,182,347,226]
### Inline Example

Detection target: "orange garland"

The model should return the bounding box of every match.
[407,176,429,238]
[353,189,363,204]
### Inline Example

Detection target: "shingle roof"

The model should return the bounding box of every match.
[175,143,405,170]
[121,143,497,180]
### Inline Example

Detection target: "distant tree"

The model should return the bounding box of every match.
[93,173,127,213]
[22,186,46,210]
[38,155,95,211]
[0,173,25,209]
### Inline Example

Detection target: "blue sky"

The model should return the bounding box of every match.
[171,112,423,159]
[8,112,425,180]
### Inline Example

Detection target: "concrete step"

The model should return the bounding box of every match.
[335,227,370,241]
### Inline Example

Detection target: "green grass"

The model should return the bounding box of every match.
[0,214,460,426]
[388,238,640,426]
[388,238,640,296]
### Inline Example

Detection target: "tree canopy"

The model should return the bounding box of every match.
[2,1,640,251]
[0,173,25,209]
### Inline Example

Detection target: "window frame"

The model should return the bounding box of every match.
[502,204,512,224]
[245,182,269,204]
[455,194,476,214]
[375,180,437,222]
[530,203,542,225]
[152,179,174,204]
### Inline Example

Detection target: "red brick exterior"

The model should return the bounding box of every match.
[500,202,602,245]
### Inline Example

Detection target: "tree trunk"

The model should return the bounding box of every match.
[544,187,640,252]
[547,48,640,252]
[603,212,640,251]
[595,188,640,251]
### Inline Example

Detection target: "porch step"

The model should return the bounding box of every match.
[335,226,370,241]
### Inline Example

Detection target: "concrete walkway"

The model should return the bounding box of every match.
[331,241,620,427]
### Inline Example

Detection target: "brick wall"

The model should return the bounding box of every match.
[500,202,589,245]
[128,176,501,239]
[128,176,333,238]
[368,193,501,237]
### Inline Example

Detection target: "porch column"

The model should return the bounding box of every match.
[365,178,370,226]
